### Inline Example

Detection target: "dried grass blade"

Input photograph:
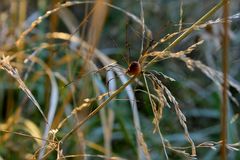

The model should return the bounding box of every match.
[22,119,42,146]
[85,0,109,62]
[104,70,117,157]
[39,70,59,159]
[0,55,48,124]
[96,51,146,159]
[16,1,151,47]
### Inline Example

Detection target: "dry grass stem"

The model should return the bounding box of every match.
[0,55,48,124]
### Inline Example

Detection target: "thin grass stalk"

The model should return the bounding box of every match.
[221,0,229,159]
[145,0,225,68]
[179,0,183,32]
[61,74,138,142]
[164,0,224,51]
[139,0,145,54]
[0,130,57,144]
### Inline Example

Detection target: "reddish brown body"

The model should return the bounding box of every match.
[126,61,141,76]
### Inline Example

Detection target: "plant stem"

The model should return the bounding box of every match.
[145,0,225,68]
[164,1,224,51]
[221,0,229,159]
[61,74,138,142]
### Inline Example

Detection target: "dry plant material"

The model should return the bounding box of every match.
[221,1,229,159]
[62,154,126,160]
[137,131,151,160]
[145,71,196,157]
[143,40,204,66]
[51,13,206,158]
[3,0,237,159]
[16,1,150,47]
[0,55,48,124]
[57,94,108,131]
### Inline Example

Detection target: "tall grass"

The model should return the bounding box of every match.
[0,0,240,159]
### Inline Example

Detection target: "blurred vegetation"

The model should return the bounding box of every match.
[0,0,240,160]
